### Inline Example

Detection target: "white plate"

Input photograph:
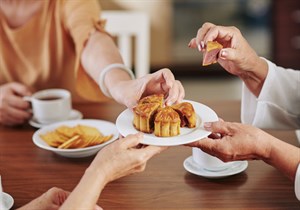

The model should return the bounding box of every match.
[32,119,119,158]
[29,109,83,128]
[116,100,218,146]
[1,192,14,210]
[183,156,248,179]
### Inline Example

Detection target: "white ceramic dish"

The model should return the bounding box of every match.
[1,192,14,210]
[29,109,83,128]
[183,156,248,179]
[116,100,218,146]
[32,119,119,158]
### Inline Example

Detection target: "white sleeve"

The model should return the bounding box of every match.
[241,58,300,129]
[295,164,300,201]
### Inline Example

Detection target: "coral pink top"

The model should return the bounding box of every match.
[0,0,108,102]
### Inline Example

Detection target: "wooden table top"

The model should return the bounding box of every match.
[0,100,299,209]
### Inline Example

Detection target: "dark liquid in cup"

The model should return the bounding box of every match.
[38,96,61,101]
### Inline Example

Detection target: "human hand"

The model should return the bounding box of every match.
[187,121,272,162]
[89,133,167,185]
[188,22,268,96]
[17,187,102,210]
[109,68,185,108]
[17,187,70,210]
[0,82,32,126]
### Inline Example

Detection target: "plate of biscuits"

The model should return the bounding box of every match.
[116,95,218,146]
[32,119,119,158]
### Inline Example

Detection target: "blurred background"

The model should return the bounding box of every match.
[99,0,300,101]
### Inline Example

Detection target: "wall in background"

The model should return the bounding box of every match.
[98,1,286,76]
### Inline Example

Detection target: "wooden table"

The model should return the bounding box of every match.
[0,100,299,209]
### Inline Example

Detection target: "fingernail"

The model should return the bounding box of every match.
[188,42,192,48]
[200,41,205,49]
[204,122,212,131]
[220,50,227,59]
[197,43,202,51]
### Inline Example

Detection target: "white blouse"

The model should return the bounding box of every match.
[241,58,300,201]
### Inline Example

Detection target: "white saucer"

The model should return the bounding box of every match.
[29,109,83,128]
[1,192,14,209]
[183,156,248,179]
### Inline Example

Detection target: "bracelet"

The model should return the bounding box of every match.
[98,63,135,98]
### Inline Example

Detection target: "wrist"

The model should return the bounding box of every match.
[257,134,276,162]
[98,64,135,98]
[85,166,108,188]
[239,58,268,97]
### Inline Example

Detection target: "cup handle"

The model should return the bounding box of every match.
[22,96,33,112]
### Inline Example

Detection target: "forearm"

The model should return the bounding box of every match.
[261,136,300,181]
[239,57,268,97]
[81,32,132,94]
[59,167,107,210]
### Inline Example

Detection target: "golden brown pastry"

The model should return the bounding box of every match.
[202,41,223,66]
[133,103,161,133]
[154,107,180,137]
[138,94,164,107]
[171,102,197,128]
[133,94,197,137]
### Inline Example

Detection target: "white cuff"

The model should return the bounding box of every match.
[98,63,135,98]
[295,164,300,201]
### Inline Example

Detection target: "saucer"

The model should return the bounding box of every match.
[29,109,83,128]
[183,156,248,179]
[1,192,14,209]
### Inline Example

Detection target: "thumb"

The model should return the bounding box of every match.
[10,82,32,96]
[204,121,231,135]
[219,48,238,62]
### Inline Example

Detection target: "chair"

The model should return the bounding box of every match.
[101,11,150,78]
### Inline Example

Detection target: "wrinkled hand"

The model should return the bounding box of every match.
[187,121,272,162]
[18,187,102,210]
[17,187,70,210]
[0,82,32,126]
[188,22,266,77]
[90,133,167,185]
[109,68,185,108]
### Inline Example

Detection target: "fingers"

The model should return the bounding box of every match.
[188,22,242,54]
[188,22,215,50]
[218,48,238,63]
[121,133,144,149]
[9,82,32,96]
[165,80,185,106]
[160,68,176,88]
[187,138,217,154]
[0,106,31,125]
[140,145,168,160]
[6,105,31,120]
[202,25,236,46]
[204,121,233,135]
[8,94,31,109]
[0,83,32,126]
[158,69,184,105]
[144,68,184,106]
[196,22,215,49]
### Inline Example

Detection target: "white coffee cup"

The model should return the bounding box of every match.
[192,147,234,171]
[24,89,72,124]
